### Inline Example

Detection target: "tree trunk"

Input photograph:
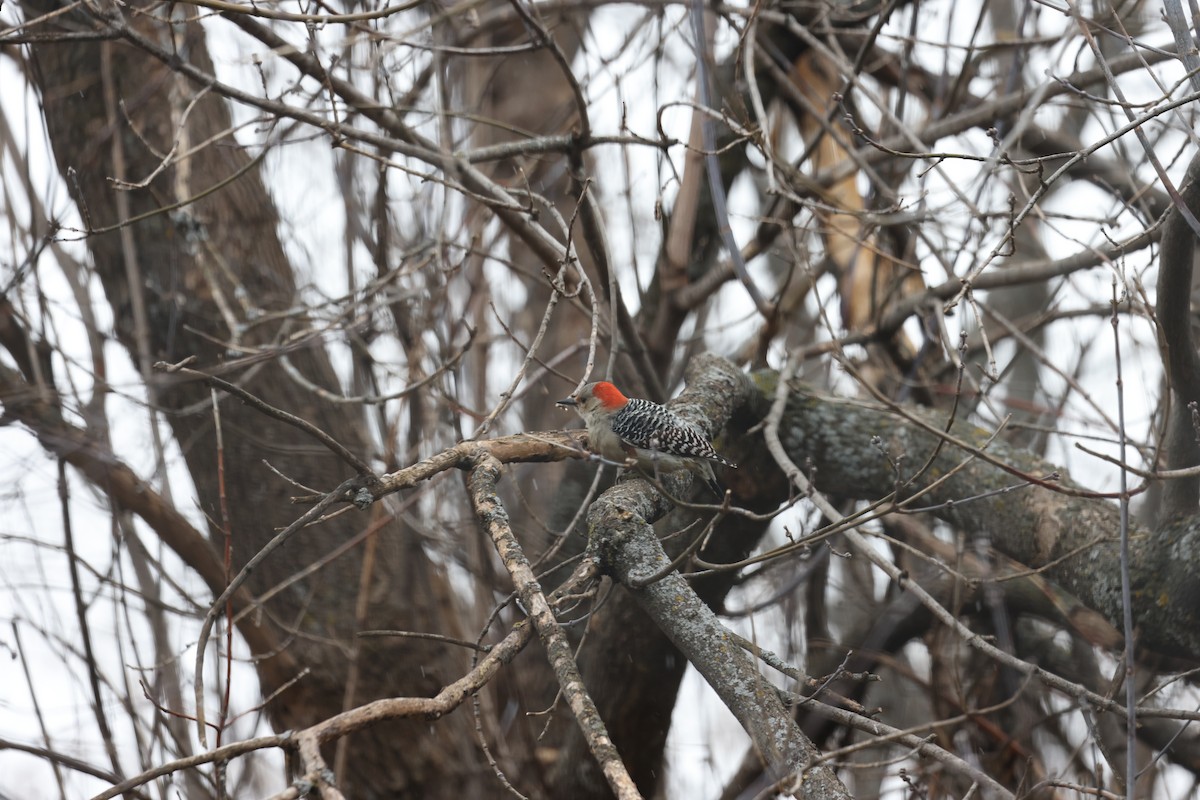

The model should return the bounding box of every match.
[22,3,492,795]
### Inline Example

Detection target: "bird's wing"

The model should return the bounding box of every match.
[614,399,735,466]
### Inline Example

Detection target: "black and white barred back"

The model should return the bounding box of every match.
[610,398,737,467]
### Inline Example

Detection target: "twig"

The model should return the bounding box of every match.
[1110,278,1138,799]
[192,478,361,747]
[468,455,641,800]
[154,358,376,477]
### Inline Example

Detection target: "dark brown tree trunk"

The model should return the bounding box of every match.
[21,4,494,795]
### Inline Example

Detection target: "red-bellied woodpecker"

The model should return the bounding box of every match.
[557,381,736,496]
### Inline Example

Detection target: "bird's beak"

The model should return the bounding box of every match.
[556,396,577,408]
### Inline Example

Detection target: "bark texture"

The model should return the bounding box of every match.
[753,372,1200,661]
[22,4,486,795]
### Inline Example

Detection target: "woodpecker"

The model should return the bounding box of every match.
[557,381,736,496]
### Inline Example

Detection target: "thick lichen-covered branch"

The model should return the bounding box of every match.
[764,376,1200,661]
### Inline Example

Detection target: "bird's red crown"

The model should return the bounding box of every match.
[592,381,629,409]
